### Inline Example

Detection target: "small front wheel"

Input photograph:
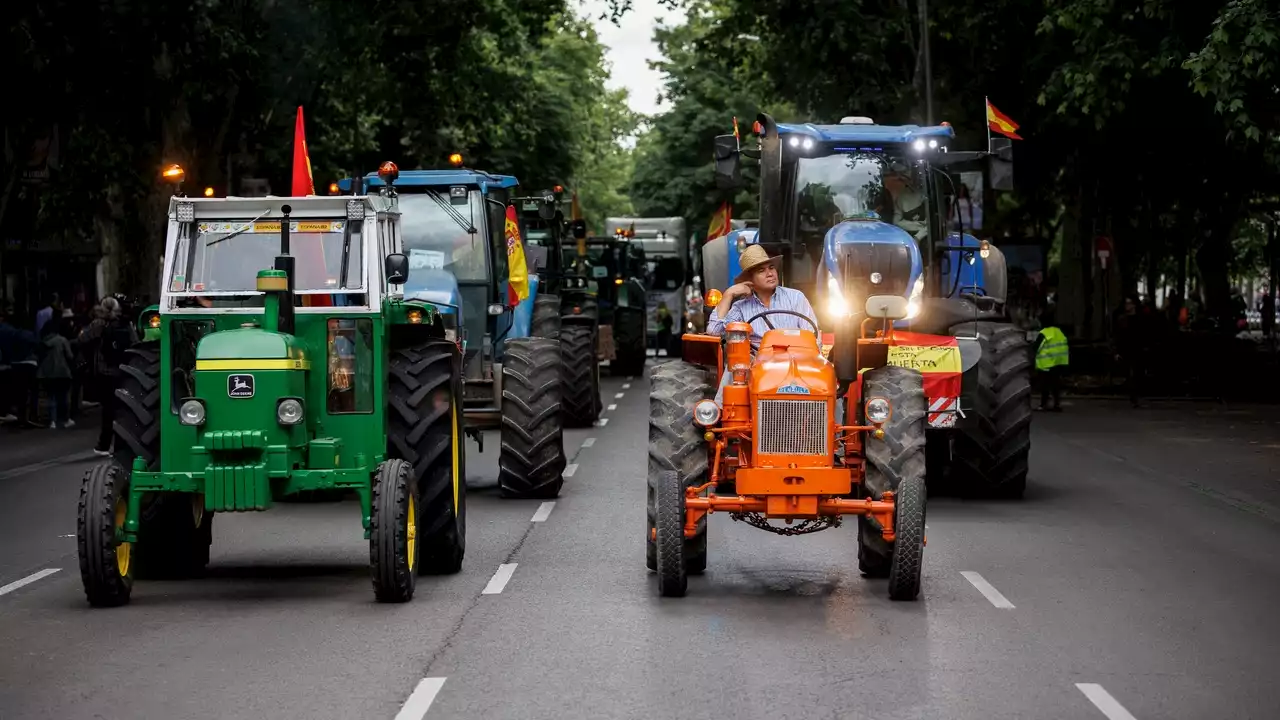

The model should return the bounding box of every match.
[654,470,688,597]
[888,476,926,601]
[370,458,418,603]
[77,461,134,607]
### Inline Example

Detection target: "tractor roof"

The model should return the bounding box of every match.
[362,169,519,191]
[776,122,955,144]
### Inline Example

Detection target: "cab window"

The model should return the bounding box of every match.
[487,194,510,286]
[327,318,373,414]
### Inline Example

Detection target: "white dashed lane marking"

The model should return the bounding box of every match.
[614,392,625,399]
[622,383,631,389]
[960,571,1016,609]
[564,464,578,478]
[1076,684,1139,720]
[607,404,617,411]
[595,418,609,427]
[0,568,60,597]
[394,677,447,720]
[581,437,595,448]
[530,502,555,522]
[482,563,518,595]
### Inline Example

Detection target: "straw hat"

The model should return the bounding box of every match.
[734,244,783,284]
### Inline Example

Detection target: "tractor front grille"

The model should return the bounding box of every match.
[756,400,828,456]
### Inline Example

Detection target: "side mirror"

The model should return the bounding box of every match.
[385,253,409,285]
[538,192,556,220]
[713,134,742,189]
[571,219,588,240]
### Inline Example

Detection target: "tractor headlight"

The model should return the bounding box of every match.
[693,399,721,427]
[865,397,892,424]
[826,273,849,317]
[179,399,206,426]
[277,398,305,425]
[906,273,925,320]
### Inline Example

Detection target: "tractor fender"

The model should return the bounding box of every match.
[956,336,982,373]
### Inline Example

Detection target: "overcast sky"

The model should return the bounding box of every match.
[577,0,686,117]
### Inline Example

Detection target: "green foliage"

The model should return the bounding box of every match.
[1185,0,1280,145]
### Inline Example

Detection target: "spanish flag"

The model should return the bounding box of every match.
[291,106,332,307]
[504,204,530,306]
[986,98,1023,141]
[707,201,732,242]
[291,107,316,196]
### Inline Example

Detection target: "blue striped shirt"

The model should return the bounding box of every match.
[706,286,819,349]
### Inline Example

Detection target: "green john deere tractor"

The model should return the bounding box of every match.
[583,233,647,377]
[77,181,465,606]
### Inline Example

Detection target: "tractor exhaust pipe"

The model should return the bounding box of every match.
[274,203,296,335]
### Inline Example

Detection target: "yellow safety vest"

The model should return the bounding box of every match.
[1036,327,1069,370]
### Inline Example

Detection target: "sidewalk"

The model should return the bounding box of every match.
[0,405,104,475]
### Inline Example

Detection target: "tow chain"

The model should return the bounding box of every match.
[730,512,841,535]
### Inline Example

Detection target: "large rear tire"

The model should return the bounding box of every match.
[612,306,647,377]
[498,337,567,498]
[532,294,561,339]
[948,321,1032,498]
[859,365,927,579]
[559,324,601,427]
[647,361,713,574]
[388,340,466,575]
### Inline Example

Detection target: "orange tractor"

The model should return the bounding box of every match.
[647,299,928,599]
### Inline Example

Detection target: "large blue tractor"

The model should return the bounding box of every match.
[339,164,580,498]
[706,113,1032,498]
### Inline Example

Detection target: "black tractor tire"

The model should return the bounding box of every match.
[858,365,927,578]
[77,461,134,607]
[559,324,601,427]
[387,340,466,575]
[498,337,567,498]
[370,458,418,603]
[647,361,713,574]
[111,342,214,579]
[113,342,161,472]
[888,476,926,601]
[611,306,647,377]
[948,321,1033,498]
[654,470,688,597]
[532,293,562,339]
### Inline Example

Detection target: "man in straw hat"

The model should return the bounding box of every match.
[706,244,820,403]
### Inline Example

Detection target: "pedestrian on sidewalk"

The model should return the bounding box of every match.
[1034,308,1069,411]
[78,297,137,455]
[0,305,41,426]
[34,292,62,338]
[38,320,76,429]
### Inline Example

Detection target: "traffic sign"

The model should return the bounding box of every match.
[1094,235,1113,269]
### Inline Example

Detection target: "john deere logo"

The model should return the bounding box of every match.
[228,374,255,398]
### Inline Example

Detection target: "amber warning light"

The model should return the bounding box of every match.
[162,164,185,183]
[378,161,399,183]
[203,187,215,198]
[449,153,464,167]
[328,182,340,195]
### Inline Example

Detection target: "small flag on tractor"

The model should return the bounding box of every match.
[707,201,732,242]
[504,204,531,306]
[291,106,332,307]
[732,116,741,143]
[985,98,1023,141]
[292,106,316,195]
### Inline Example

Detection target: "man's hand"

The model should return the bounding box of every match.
[717,282,753,318]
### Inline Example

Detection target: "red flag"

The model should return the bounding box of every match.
[292,106,316,196]
[291,107,331,306]
[985,99,1023,141]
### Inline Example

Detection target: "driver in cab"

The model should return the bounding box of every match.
[707,244,820,403]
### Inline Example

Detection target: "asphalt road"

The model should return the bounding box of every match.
[2,373,1279,719]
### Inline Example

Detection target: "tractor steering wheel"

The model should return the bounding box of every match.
[743,309,819,336]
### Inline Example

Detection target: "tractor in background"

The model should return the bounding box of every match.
[705,113,1032,498]
[339,159,570,499]
[515,187,602,426]
[78,169,466,606]
[583,232,648,377]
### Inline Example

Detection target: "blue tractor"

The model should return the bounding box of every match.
[706,113,1032,498]
[339,163,580,498]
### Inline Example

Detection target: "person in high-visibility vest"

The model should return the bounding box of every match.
[1034,312,1069,411]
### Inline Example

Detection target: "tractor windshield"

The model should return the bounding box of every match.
[398,191,487,283]
[171,219,360,294]
[646,256,685,291]
[791,152,931,247]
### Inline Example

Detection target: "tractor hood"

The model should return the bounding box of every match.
[197,327,310,366]
[404,267,462,315]
[821,220,923,297]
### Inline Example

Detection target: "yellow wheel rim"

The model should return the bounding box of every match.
[114,497,131,577]
[406,494,417,572]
